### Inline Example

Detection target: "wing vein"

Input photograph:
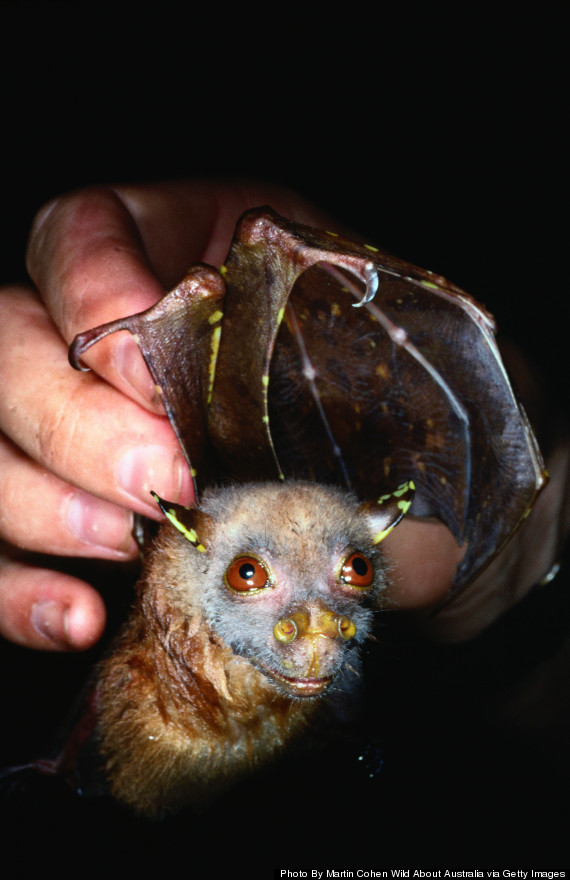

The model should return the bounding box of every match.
[286,303,353,489]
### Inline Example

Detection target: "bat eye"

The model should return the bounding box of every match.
[225,555,271,593]
[340,552,374,589]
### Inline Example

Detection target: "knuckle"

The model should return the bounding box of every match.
[36,390,81,471]
[25,185,125,281]
[0,473,33,550]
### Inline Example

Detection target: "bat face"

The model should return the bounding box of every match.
[158,482,396,699]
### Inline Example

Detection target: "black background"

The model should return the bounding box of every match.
[1,2,568,871]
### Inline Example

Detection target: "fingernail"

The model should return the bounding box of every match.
[117,445,194,514]
[66,492,135,556]
[31,600,71,648]
[114,335,164,412]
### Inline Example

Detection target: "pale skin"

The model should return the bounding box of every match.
[0,181,568,652]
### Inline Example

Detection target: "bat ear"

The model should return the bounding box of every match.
[151,493,212,553]
[359,481,415,545]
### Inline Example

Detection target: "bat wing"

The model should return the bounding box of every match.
[208,209,546,587]
[71,209,547,588]
[70,265,225,492]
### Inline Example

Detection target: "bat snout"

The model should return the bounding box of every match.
[263,602,358,696]
[273,604,357,644]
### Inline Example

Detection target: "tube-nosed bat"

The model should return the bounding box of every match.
[93,480,412,815]
[19,208,547,817]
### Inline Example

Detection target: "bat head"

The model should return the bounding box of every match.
[153,480,413,699]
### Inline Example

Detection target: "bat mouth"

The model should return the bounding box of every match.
[260,664,333,697]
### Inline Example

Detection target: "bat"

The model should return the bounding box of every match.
[23,208,548,817]
[88,480,413,816]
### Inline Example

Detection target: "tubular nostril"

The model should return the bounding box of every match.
[273,618,297,644]
[273,610,310,643]
[274,608,356,643]
[317,608,357,640]
[338,616,357,640]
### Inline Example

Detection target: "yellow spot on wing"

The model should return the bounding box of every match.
[208,309,224,325]
[207,325,222,404]
[220,265,227,276]
[375,363,390,379]
[364,243,379,252]
[262,374,269,387]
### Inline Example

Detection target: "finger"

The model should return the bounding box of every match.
[116,179,338,278]
[26,182,335,409]
[0,432,137,559]
[382,517,465,609]
[0,288,193,518]
[26,186,167,412]
[0,555,106,651]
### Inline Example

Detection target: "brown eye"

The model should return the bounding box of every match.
[340,552,374,589]
[225,555,271,593]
